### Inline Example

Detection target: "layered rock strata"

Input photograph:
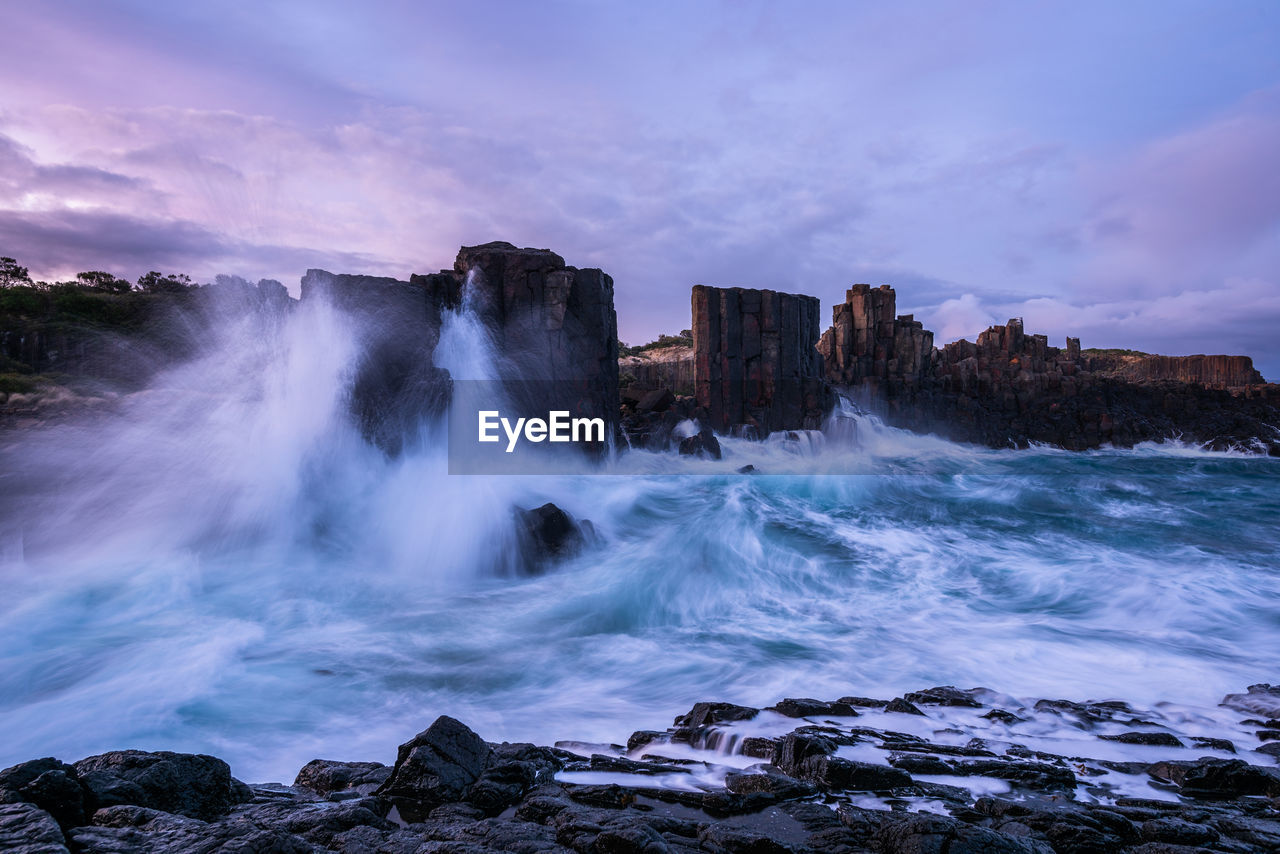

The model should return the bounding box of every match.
[1088,353,1265,389]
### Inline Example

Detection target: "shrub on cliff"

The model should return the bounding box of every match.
[619,330,694,357]
[136,271,194,293]
[76,271,132,294]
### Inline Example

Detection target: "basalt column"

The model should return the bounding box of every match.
[692,285,830,435]
[817,284,933,396]
[452,242,620,440]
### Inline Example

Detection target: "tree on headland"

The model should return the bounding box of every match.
[136,271,193,293]
[76,271,132,294]
[0,257,33,288]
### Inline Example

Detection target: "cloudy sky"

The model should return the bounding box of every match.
[2,1,1279,375]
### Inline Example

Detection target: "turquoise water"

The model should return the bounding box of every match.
[1,299,1278,782]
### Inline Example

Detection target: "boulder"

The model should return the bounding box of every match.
[72,751,249,821]
[0,759,89,830]
[292,760,390,797]
[518,502,592,569]
[0,802,68,854]
[636,387,675,413]
[678,427,722,459]
[375,715,492,822]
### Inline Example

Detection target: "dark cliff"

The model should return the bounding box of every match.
[452,241,620,444]
[692,284,830,436]
[815,284,1278,451]
[1087,352,1264,388]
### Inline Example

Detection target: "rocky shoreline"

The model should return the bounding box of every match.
[5,684,1279,853]
[5,241,1280,454]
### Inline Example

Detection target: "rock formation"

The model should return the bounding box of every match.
[817,284,933,395]
[5,683,1280,853]
[692,284,831,436]
[1088,352,1264,388]
[815,284,1279,452]
[452,242,620,445]
[619,345,694,396]
[300,243,620,453]
[301,270,453,454]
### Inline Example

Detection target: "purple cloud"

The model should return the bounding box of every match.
[0,1,1277,378]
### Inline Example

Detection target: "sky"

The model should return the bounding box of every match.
[1,0,1279,376]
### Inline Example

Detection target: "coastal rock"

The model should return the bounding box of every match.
[518,502,592,568]
[71,751,249,821]
[723,768,817,801]
[637,387,675,413]
[7,686,1280,852]
[375,715,492,822]
[0,759,89,830]
[675,702,759,729]
[819,284,933,394]
[1222,684,1280,718]
[875,813,1055,854]
[0,802,69,854]
[1091,353,1264,388]
[1100,732,1184,747]
[773,732,836,777]
[1176,758,1280,799]
[692,284,831,436]
[806,756,913,791]
[769,698,858,718]
[1140,816,1219,846]
[904,686,984,708]
[815,283,1279,451]
[884,697,926,715]
[300,268,452,454]
[619,345,694,397]
[292,759,390,797]
[677,426,722,459]
[454,242,620,445]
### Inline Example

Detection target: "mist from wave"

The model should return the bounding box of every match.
[0,287,1277,782]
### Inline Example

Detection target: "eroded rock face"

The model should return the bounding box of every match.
[692,284,831,435]
[817,283,1280,451]
[454,242,620,446]
[1090,352,1265,388]
[818,284,933,395]
[0,802,69,854]
[620,346,694,397]
[300,269,454,454]
[292,760,390,798]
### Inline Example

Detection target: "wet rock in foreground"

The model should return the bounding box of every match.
[4,684,1280,853]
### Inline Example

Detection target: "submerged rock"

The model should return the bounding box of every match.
[678,426,722,459]
[517,502,593,570]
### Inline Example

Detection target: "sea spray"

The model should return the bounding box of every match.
[0,288,1278,783]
